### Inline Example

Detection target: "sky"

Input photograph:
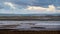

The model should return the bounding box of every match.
[0,0,60,14]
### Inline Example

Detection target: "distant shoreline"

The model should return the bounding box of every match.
[0,19,60,21]
[0,16,60,21]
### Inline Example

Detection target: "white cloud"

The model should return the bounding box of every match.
[26,5,56,12]
[47,5,56,11]
[27,6,46,11]
[4,2,16,9]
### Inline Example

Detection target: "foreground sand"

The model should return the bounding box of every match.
[0,29,59,34]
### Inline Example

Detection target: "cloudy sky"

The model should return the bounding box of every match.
[0,0,60,14]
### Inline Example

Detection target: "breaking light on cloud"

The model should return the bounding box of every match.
[47,5,56,11]
[4,2,16,9]
[27,5,56,12]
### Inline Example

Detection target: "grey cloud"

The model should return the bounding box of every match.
[0,0,60,9]
[8,0,60,7]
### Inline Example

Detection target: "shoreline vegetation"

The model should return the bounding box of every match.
[0,16,60,21]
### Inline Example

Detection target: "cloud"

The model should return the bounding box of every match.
[4,2,16,9]
[0,0,60,14]
[0,0,60,7]
[47,5,56,11]
[26,5,56,11]
[9,0,60,7]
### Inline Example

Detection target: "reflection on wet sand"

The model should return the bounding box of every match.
[0,21,60,31]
